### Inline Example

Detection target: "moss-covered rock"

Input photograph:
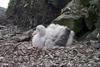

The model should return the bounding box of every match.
[95,20,100,28]
[85,0,100,40]
[53,13,80,33]
[95,0,100,28]
[86,28,100,40]
[53,0,99,38]
[53,0,89,37]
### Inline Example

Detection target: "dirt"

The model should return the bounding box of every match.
[0,24,100,67]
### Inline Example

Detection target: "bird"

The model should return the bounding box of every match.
[32,25,46,48]
[45,24,75,48]
[44,24,67,48]
[32,24,75,49]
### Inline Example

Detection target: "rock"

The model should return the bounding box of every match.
[0,7,6,17]
[53,0,89,37]
[0,56,4,61]
[0,25,6,29]
[94,42,100,49]
[0,30,4,40]
[53,12,80,30]
[86,28,100,40]
[53,0,100,38]
[0,7,8,27]
[11,29,34,42]
[6,0,70,30]
[95,19,100,28]
[47,0,71,10]
[12,34,31,42]
[22,29,34,38]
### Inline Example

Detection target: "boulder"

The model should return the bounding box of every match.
[12,29,34,42]
[53,0,89,37]
[6,0,70,30]
[53,0,99,38]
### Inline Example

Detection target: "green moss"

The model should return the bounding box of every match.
[80,0,91,7]
[57,19,74,29]
[95,20,100,28]
[56,18,81,33]
[60,19,74,29]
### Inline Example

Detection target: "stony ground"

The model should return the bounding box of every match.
[0,24,100,67]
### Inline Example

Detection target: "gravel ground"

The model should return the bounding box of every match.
[0,25,100,67]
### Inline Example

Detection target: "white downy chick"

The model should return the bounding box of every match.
[32,25,46,48]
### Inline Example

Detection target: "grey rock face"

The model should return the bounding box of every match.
[0,7,6,17]
[6,0,70,30]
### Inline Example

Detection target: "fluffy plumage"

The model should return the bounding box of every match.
[45,24,67,48]
[32,24,75,49]
[32,25,46,48]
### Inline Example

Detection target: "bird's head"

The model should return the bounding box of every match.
[35,25,46,36]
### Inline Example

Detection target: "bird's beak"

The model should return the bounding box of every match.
[32,31,37,36]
